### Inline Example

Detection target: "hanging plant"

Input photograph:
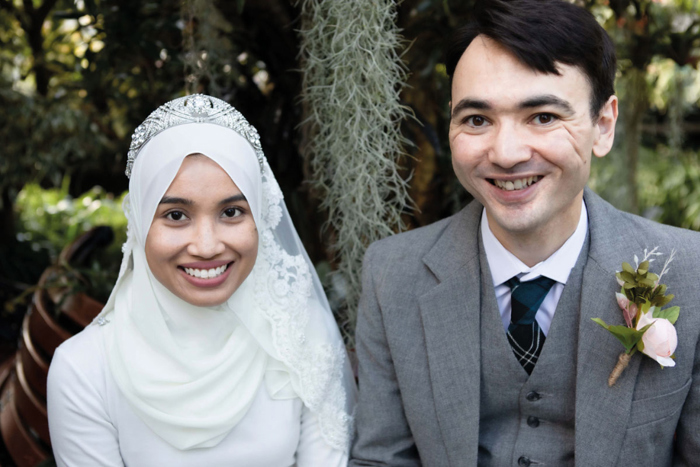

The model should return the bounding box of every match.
[299,0,411,341]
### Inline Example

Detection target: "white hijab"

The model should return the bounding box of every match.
[95,120,355,452]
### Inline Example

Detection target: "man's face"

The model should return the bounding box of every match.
[449,36,616,243]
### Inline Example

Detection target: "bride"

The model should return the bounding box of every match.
[47,94,355,466]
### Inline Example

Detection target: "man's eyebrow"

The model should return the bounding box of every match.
[451,98,492,119]
[519,95,575,114]
[159,196,192,205]
[219,194,247,204]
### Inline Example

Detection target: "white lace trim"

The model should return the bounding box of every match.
[252,162,353,451]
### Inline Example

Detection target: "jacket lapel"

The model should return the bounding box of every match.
[419,201,483,466]
[575,189,646,465]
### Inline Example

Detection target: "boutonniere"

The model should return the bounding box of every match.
[592,248,679,387]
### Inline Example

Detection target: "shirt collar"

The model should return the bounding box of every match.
[481,199,588,287]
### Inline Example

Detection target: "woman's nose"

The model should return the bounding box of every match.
[187,220,225,258]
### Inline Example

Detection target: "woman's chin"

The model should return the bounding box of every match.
[174,280,242,307]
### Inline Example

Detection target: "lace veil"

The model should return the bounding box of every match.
[94,95,355,451]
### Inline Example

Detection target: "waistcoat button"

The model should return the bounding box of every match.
[518,456,532,466]
[526,391,541,401]
[527,416,540,428]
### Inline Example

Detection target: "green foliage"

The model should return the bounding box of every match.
[0,88,113,194]
[15,179,127,262]
[0,0,187,183]
[13,180,127,304]
[638,147,700,230]
[617,254,679,315]
[590,144,700,231]
[616,260,674,308]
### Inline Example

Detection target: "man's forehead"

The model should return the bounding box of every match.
[455,36,558,85]
[451,36,591,107]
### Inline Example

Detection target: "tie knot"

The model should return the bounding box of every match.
[507,275,557,322]
[506,275,556,292]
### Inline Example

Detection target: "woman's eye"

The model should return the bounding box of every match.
[466,115,488,127]
[533,113,557,125]
[223,207,241,218]
[165,211,187,221]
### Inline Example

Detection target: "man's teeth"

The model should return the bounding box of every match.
[183,264,228,279]
[494,176,541,191]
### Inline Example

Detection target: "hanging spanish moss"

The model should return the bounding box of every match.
[299,0,411,341]
[182,0,234,96]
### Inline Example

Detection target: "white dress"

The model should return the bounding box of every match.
[47,325,347,467]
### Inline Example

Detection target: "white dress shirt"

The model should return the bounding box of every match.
[481,200,588,336]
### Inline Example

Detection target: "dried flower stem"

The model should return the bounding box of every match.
[608,352,632,386]
[657,249,676,282]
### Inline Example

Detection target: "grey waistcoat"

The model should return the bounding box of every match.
[477,235,590,467]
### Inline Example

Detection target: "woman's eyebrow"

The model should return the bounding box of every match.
[219,194,247,204]
[159,196,192,205]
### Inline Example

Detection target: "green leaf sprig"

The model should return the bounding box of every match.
[616,260,673,311]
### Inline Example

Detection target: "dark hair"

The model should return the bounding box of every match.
[445,0,616,118]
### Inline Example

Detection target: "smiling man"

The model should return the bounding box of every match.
[350,0,700,466]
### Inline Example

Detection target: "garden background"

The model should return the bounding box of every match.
[1,0,699,351]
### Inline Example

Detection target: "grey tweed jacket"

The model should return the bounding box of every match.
[349,188,700,466]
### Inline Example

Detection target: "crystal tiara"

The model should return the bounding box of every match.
[125,94,265,178]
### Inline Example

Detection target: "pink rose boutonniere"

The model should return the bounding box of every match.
[593,248,680,386]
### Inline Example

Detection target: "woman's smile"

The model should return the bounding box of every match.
[179,260,234,287]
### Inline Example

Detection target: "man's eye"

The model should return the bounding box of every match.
[533,113,557,125]
[223,207,241,218]
[466,115,488,127]
[165,211,187,221]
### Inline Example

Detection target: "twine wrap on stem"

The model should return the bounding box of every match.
[608,352,632,386]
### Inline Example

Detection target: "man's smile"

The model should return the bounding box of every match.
[489,176,542,191]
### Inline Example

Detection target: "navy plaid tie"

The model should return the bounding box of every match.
[505,276,557,375]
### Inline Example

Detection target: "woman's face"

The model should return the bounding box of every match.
[145,154,259,307]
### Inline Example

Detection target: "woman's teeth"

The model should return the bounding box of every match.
[494,176,540,191]
[183,264,228,279]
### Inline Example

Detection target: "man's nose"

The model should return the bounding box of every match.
[488,122,532,169]
[187,220,225,258]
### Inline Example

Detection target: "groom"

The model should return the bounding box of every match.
[350,0,700,465]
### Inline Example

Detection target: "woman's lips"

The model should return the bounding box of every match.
[178,261,234,288]
[180,260,231,269]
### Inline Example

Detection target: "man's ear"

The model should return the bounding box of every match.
[592,95,618,158]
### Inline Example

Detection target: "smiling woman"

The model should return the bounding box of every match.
[146,155,259,308]
[45,95,355,467]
